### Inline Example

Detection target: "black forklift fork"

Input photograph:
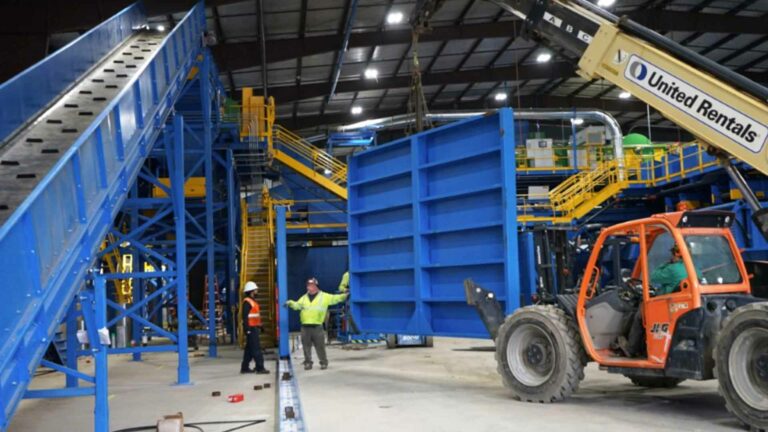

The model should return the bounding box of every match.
[464,279,505,340]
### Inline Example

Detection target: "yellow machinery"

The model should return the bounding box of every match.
[100,233,133,304]
[495,0,768,232]
[151,177,206,198]
[239,89,348,200]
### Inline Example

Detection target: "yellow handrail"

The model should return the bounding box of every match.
[273,125,347,186]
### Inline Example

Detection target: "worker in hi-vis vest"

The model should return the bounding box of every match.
[285,277,348,370]
[241,281,270,374]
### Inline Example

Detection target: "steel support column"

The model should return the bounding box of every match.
[276,206,289,358]
[171,114,191,384]
[201,52,218,358]
[226,149,238,343]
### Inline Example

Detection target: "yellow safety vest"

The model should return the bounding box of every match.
[244,297,262,327]
[287,291,348,325]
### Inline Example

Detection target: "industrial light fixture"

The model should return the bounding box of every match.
[494,92,508,101]
[536,52,552,63]
[364,68,379,79]
[386,11,404,25]
[619,91,632,99]
[597,0,615,7]
[323,168,332,176]
[571,118,584,125]
[351,106,363,115]
[157,25,166,32]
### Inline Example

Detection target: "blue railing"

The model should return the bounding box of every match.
[0,2,206,428]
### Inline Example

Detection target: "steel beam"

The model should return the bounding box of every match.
[268,62,576,103]
[276,206,289,358]
[210,10,768,73]
[280,95,649,129]
[211,21,520,72]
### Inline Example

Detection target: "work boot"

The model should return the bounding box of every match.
[240,369,254,374]
[256,369,271,375]
[304,363,312,370]
[320,364,328,370]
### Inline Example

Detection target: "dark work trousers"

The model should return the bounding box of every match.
[301,325,328,367]
[241,327,265,372]
[627,310,644,357]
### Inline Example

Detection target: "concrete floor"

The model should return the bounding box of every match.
[294,337,745,432]
[9,337,747,432]
[10,345,277,432]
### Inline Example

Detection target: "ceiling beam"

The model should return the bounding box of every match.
[212,20,521,72]
[268,61,577,103]
[261,64,767,104]
[280,95,650,130]
[629,9,768,34]
[212,10,768,72]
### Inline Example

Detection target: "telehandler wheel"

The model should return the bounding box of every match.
[495,305,587,403]
[624,375,685,388]
[715,302,768,432]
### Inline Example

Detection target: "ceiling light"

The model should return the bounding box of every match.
[323,168,332,176]
[157,25,166,32]
[351,106,363,115]
[597,0,615,7]
[386,11,404,25]
[619,91,631,99]
[494,92,508,101]
[364,68,379,79]
[536,52,552,63]
[571,118,584,125]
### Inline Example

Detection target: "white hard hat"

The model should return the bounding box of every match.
[244,281,258,293]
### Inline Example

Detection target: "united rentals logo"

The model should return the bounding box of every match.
[625,55,768,153]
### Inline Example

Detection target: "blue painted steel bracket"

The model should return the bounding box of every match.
[347,109,520,338]
[0,3,206,428]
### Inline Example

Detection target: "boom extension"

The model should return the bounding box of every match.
[488,0,768,238]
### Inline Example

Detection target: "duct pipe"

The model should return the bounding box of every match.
[337,109,625,176]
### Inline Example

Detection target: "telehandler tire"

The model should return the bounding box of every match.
[715,302,768,432]
[496,305,587,403]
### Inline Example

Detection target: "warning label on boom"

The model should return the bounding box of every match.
[625,55,767,153]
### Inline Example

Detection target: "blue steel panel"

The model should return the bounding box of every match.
[0,4,146,144]
[0,3,205,427]
[349,110,519,338]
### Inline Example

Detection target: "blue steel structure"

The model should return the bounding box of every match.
[0,2,240,430]
[348,110,520,338]
[348,108,768,339]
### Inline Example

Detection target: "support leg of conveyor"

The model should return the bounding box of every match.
[89,274,110,432]
[169,115,191,384]
[65,298,79,389]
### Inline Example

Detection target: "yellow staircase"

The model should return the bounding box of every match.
[238,89,348,200]
[272,125,348,200]
[239,196,277,348]
[548,159,628,220]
